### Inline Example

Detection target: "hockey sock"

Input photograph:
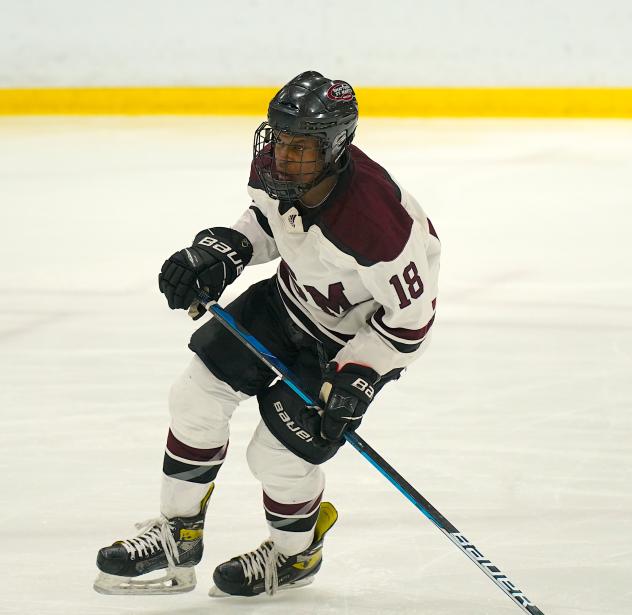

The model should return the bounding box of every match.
[161,429,228,518]
[262,490,323,555]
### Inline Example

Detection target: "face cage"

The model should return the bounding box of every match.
[253,122,336,201]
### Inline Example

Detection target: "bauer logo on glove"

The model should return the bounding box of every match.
[196,234,248,275]
[158,227,253,310]
[319,362,380,442]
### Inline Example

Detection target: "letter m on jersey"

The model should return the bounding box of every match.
[303,283,352,317]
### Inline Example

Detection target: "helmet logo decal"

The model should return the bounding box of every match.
[326,81,355,102]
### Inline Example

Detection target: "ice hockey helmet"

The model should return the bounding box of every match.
[253,70,359,201]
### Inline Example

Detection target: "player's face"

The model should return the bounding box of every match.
[273,132,324,185]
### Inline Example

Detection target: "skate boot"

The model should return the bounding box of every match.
[209,501,337,597]
[93,485,213,594]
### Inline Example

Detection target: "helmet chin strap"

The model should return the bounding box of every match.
[298,151,349,207]
[299,175,337,209]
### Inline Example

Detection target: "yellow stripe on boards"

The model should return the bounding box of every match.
[358,87,632,118]
[0,87,278,115]
[0,86,631,117]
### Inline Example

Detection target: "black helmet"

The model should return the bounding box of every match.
[253,71,359,201]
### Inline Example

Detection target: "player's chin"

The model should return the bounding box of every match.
[274,172,307,185]
[294,171,319,184]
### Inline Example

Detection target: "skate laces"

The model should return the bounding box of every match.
[119,516,180,569]
[237,541,288,595]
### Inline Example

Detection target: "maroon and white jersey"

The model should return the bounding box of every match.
[232,145,441,376]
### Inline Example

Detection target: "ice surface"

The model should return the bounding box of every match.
[0,116,630,615]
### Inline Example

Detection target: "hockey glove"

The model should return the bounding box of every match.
[158,227,253,312]
[319,362,380,442]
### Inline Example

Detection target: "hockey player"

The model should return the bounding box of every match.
[94,71,440,597]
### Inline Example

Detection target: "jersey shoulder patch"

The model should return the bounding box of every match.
[317,145,413,265]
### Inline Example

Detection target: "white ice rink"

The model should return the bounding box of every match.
[0,116,631,615]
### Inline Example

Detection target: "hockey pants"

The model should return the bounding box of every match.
[161,355,325,556]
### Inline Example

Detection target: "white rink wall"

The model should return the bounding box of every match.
[1,0,632,87]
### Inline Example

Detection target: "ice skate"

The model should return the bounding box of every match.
[209,501,337,597]
[93,485,213,594]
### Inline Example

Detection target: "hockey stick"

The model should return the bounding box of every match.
[195,290,545,615]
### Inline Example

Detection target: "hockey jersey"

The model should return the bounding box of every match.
[232,145,440,376]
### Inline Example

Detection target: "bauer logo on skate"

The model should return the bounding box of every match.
[273,401,314,442]
[451,533,534,608]
[326,81,355,101]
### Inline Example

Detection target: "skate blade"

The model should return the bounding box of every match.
[208,575,314,598]
[93,567,196,595]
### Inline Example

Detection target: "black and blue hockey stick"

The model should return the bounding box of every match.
[196,290,545,615]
